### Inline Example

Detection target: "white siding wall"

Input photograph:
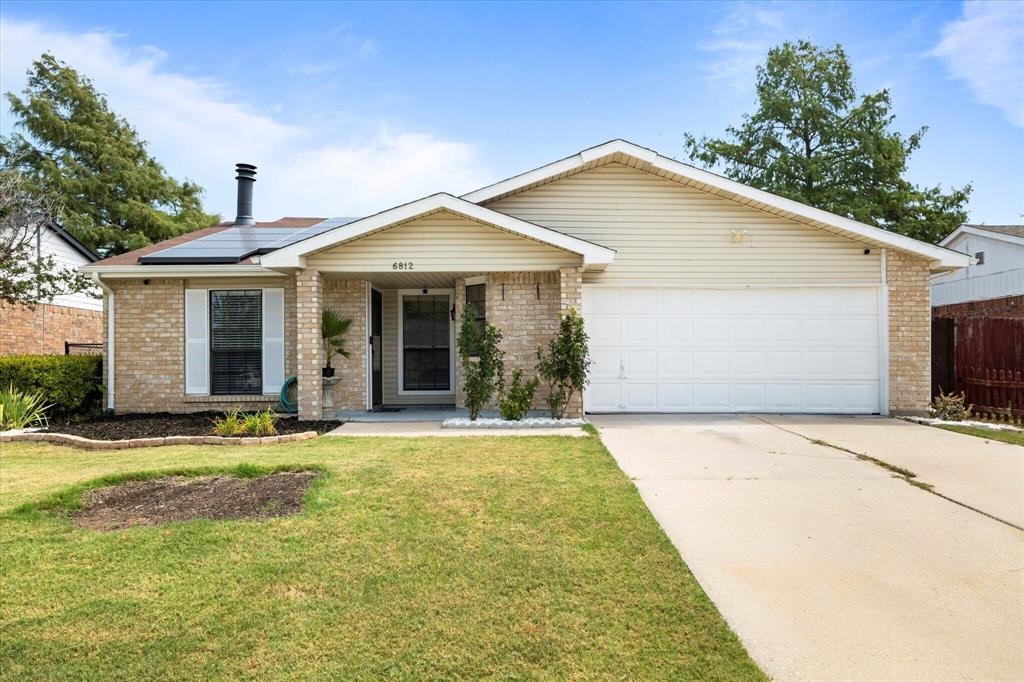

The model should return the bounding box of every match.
[487,163,882,285]
[930,233,1024,305]
[39,229,101,310]
[308,211,580,272]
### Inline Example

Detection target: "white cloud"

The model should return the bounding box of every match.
[0,17,490,219]
[700,3,790,92]
[933,1,1024,127]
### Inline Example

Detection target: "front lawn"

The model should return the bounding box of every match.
[0,436,763,680]
[936,424,1024,446]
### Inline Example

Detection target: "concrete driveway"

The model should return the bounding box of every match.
[592,414,1024,682]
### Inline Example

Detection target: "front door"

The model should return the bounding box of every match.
[371,289,383,408]
[398,289,454,396]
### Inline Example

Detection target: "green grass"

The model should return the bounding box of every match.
[0,437,764,681]
[936,424,1024,447]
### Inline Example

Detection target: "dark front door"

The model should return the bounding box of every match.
[371,289,383,408]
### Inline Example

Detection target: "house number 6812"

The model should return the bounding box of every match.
[392,261,414,270]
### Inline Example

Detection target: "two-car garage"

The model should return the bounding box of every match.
[582,285,884,414]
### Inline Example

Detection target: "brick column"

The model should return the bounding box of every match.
[886,250,931,415]
[295,269,324,420]
[559,266,583,312]
[559,266,585,417]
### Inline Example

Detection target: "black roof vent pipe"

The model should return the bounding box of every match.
[233,163,257,226]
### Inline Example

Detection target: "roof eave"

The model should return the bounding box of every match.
[462,139,970,270]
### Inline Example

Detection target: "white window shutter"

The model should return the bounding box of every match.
[184,289,209,395]
[262,288,285,395]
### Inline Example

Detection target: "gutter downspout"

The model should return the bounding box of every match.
[92,273,115,411]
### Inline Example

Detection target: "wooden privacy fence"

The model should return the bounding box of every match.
[932,316,1024,423]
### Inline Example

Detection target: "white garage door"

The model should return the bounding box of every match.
[583,286,883,413]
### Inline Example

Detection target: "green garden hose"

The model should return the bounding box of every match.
[278,376,298,414]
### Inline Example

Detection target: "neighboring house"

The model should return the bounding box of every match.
[931,224,1024,317]
[80,140,970,420]
[929,224,1023,416]
[0,223,103,356]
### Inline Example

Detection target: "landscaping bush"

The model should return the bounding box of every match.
[457,307,505,420]
[536,308,591,419]
[499,369,540,421]
[0,355,102,417]
[212,408,279,437]
[930,389,973,421]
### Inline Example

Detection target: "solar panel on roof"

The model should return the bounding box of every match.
[138,218,361,264]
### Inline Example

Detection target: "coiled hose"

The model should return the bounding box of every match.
[278,375,298,414]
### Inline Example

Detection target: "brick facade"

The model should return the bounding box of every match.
[295,270,324,420]
[321,279,369,417]
[933,294,1023,319]
[106,277,296,413]
[0,301,103,356]
[887,250,932,415]
[450,270,581,417]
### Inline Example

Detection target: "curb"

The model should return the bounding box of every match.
[0,431,319,450]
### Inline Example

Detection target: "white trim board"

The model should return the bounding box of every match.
[396,288,456,397]
[939,225,1024,249]
[259,194,616,270]
[462,139,971,271]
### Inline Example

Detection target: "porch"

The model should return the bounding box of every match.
[297,268,585,421]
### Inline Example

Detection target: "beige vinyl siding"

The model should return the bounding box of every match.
[307,210,580,272]
[381,289,452,406]
[487,163,882,285]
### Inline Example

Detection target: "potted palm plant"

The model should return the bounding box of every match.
[321,307,353,377]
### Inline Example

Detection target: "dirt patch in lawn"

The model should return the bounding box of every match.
[44,412,340,440]
[71,471,320,531]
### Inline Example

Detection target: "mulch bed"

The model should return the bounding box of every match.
[72,471,320,531]
[44,412,340,440]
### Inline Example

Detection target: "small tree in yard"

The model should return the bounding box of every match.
[457,307,505,420]
[536,308,591,419]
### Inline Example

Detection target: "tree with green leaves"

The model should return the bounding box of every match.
[0,165,91,307]
[1,53,219,256]
[457,307,505,420]
[536,308,591,420]
[684,40,970,244]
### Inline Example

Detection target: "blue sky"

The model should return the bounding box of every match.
[2,1,1022,227]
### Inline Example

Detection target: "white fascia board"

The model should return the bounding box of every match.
[941,226,1024,248]
[258,193,615,269]
[462,139,971,270]
[78,264,286,278]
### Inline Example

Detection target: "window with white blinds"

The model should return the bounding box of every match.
[210,289,262,395]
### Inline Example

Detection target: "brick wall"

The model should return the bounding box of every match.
[107,277,296,413]
[487,271,561,412]
[559,266,584,417]
[322,279,368,416]
[933,294,1023,319]
[295,270,323,420]
[0,302,103,356]
[887,250,931,415]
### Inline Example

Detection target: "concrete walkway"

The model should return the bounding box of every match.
[592,414,1024,682]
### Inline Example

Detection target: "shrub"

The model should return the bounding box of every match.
[930,389,972,421]
[536,308,591,419]
[0,355,102,417]
[212,408,279,436]
[0,384,53,430]
[457,307,505,420]
[212,408,244,436]
[244,408,279,436]
[499,369,540,421]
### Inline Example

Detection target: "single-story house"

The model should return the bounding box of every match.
[1,222,103,356]
[80,140,970,420]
